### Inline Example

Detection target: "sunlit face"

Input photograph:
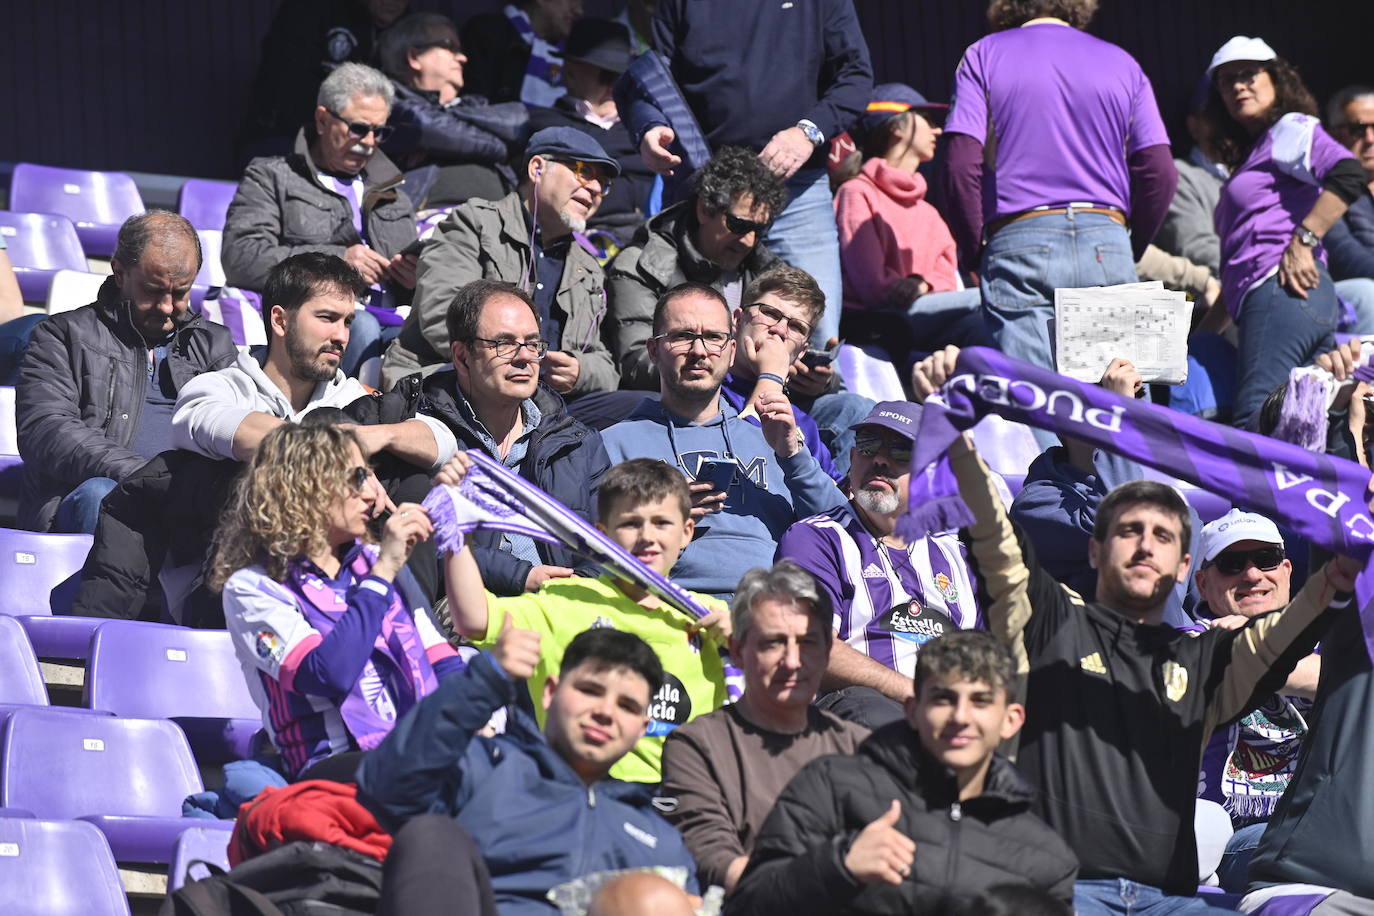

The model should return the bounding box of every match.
[732,598,830,714]
[596,493,693,577]
[1089,502,1191,617]
[1340,96,1374,178]
[451,294,544,405]
[694,192,771,271]
[1194,538,1292,618]
[734,291,814,366]
[906,676,1023,784]
[646,293,735,401]
[848,426,914,519]
[324,443,378,548]
[894,110,943,163]
[1215,61,1276,133]
[410,33,466,97]
[313,93,390,176]
[542,660,651,783]
[277,288,354,382]
[529,155,608,233]
[111,241,198,341]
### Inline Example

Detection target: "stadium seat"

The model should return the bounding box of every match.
[45,268,106,315]
[194,229,227,288]
[8,163,144,258]
[177,179,237,233]
[197,286,266,348]
[0,387,21,503]
[0,210,88,303]
[0,816,131,916]
[86,622,262,764]
[968,414,1044,494]
[836,343,906,402]
[0,529,91,618]
[0,616,47,706]
[0,708,232,864]
[168,824,232,892]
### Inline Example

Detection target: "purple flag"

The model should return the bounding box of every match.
[899,347,1374,661]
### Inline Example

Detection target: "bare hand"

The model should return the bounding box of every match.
[1208,614,1249,631]
[759,126,815,180]
[1279,237,1321,299]
[434,451,474,489]
[1327,554,1361,592]
[376,502,433,576]
[789,337,841,398]
[883,276,928,311]
[1099,357,1144,399]
[343,423,393,459]
[384,253,418,290]
[640,126,682,176]
[912,345,961,403]
[541,350,581,393]
[493,611,541,680]
[687,480,726,520]
[742,330,795,379]
[344,244,390,285]
[1203,275,1222,308]
[525,564,574,592]
[1350,381,1371,467]
[689,607,732,643]
[844,800,915,886]
[1316,337,1363,381]
[757,390,802,458]
[365,472,397,519]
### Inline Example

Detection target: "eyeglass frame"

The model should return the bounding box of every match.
[550,158,615,196]
[649,329,733,354]
[1203,545,1286,576]
[853,428,914,464]
[324,107,395,143]
[469,336,550,360]
[744,301,813,341]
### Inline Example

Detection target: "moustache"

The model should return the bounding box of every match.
[348,143,374,157]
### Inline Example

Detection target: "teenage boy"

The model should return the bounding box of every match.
[731,630,1078,914]
[441,453,731,782]
[357,625,697,915]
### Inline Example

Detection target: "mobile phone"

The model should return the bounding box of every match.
[696,457,740,492]
[800,338,843,369]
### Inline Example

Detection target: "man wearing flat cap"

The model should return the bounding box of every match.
[381,126,621,395]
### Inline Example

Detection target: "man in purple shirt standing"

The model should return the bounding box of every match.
[941,0,1177,381]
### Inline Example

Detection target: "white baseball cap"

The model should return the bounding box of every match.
[1207,36,1278,76]
[1197,508,1284,564]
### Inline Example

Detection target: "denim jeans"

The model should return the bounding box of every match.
[1232,265,1340,431]
[53,476,118,535]
[1074,879,1241,915]
[796,390,874,481]
[1215,821,1266,894]
[1334,276,1374,335]
[344,309,403,387]
[908,287,995,350]
[763,167,844,347]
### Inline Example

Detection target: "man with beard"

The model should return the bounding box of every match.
[777,401,984,728]
[381,127,620,401]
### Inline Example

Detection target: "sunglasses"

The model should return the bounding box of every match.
[854,429,913,464]
[346,465,372,494]
[554,158,614,195]
[1341,121,1374,139]
[325,108,394,143]
[723,212,771,237]
[418,37,462,54]
[1214,66,1263,89]
[745,302,812,341]
[1206,546,1285,576]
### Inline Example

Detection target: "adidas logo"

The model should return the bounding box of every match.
[861,563,886,579]
[1080,652,1107,676]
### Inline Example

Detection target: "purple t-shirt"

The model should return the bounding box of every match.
[944,23,1169,221]
[1214,113,1356,317]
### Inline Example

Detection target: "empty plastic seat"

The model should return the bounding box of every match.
[0,616,46,705]
[968,414,1044,478]
[0,529,91,618]
[198,287,266,348]
[9,163,144,258]
[168,824,233,891]
[45,268,106,315]
[195,229,227,288]
[0,387,21,502]
[178,179,238,233]
[0,210,88,303]
[0,707,230,863]
[836,344,906,402]
[86,622,262,763]
[0,816,131,916]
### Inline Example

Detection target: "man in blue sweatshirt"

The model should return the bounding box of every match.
[601,282,847,599]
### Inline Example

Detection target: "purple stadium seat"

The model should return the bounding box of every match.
[0,210,88,303]
[86,622,263,764]
[168,824,233,891]
[9,163,144,257]
[0,708,232,863]
[0,817,131,916]
[178,179,238,233]
[0,529,91,618]
[0,387,21,502]
[0,616,47,706]
[198,287,266,347]
[836,344,906,402]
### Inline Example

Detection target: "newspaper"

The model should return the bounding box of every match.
[1054,281,1190,385]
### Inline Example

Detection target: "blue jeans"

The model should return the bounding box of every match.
[1215,822,1266,895]
[798,390,874,481]
[907,287,995,350]
[344,309,403,386]
[1074,879,1241,915]
[53,476,118,535]
[1334,276,1374,335]
[1232,265,1340,431]
[763,167,843,347]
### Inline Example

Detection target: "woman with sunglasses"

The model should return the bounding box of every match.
[210,423,463,782]
[1200,37,1366,431]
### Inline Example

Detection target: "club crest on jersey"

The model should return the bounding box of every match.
[1162,661,1189,703]
[932,572,958,602]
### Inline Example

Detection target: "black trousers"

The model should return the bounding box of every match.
[378,814,499,916]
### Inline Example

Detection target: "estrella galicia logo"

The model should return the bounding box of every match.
[644,672,691,736]
[876,601,955,646]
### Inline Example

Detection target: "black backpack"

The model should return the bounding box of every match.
[159,841,383,916]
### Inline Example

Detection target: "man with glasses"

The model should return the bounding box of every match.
[777,401,983,728]
[381,127,621,406]
[602,282,845,599]
[225,62,420,380]
[1323,85,1374,330]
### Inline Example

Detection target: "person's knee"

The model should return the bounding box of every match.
[391,813,474,857]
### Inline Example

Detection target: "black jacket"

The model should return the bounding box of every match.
[459,12,531,106]
[1325,190,1374,282]
[730,723,1078,916]
[15,279,237,531]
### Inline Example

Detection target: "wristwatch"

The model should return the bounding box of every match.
[796,119,825,146]
[1295,226,1320,248]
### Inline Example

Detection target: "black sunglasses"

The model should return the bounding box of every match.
[346,465,372,494]
[325,108,394,143]
[723,212,771,237]
[1206,546,1285,576]
[417,37,462,54]
[854,429,914,464]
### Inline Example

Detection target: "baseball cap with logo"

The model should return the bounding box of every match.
[854,83,948,142]
[1196,508,1284,564]
[850,400,922,442]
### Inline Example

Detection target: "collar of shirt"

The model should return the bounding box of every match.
[452,385,542,466]
[572,97,620,129]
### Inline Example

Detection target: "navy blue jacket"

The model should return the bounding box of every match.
[621,0,872,170]
[357,652,698,916]
[1325,191,1374,282]
[383,82,528,172]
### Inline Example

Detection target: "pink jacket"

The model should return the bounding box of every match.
[834,158,960,309]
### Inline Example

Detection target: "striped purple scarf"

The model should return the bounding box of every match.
[900,347,1374,660]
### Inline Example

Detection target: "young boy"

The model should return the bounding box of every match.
[731,630,1078,915]
[440,454,731,783]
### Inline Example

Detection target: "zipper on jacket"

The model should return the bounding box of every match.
[587,786,596,808]
[944,802,962,892]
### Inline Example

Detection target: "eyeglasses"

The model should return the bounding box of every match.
[1214,66,1263,89]
[417,37,462,55]
[471,337,550,360]
[745,302,812,341]
[554,159,615,195]
[1340,121,1374,140]
[325,108,394,143]
[1206,546,1285,576]
[345,466,372,495]
[854,429,913,464]
[651,330,732,353]
[723,212,771,237]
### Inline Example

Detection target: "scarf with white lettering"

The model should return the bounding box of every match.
[901,347,1374,661]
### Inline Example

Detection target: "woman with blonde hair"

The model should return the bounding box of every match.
[211,422,463,782]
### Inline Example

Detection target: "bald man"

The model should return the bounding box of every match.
[589,873,697,916]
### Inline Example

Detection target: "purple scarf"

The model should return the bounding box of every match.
[285,547,438,750]
[900,347,1374,661]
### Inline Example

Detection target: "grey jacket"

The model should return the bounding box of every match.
[223,128,418,292]
[605,201,782,391]
[16,278,238,531]
[1154,151,1224,275]
[380,191,615,394]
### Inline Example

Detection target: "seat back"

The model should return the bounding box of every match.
[0,210,87,302]
[0,708,202,819]
[836,344,906,402]
[9,164,143,234]
[178,179,238,232]
[0,529,93,617]
[0,617,46,706]
[168,824,233,892]
[194,229,227,287]
[0,387,16,453]
[0,817,131,916]
[86,623,258,721]
[967,414,1045,478]
[45,269,106,315]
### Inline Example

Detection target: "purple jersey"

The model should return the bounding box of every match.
[777,504,983,679]
[1214,113,1357,317]
[944,23,1169,222]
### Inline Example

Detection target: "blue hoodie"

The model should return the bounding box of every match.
[357,652,696,916]
[601,395,847,598]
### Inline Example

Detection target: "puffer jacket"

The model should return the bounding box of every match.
[15,278,237,531]
[730,722,1078,916]
[605,200,782,390]
[223,128,418,293]
[381,191,615,395]
[382,82,527,174]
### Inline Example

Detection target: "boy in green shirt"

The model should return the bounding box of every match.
[439,455,732,782]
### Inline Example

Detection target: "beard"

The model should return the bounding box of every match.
[286,331,342,383]
[559,208,587,233]
[853,484,900,516]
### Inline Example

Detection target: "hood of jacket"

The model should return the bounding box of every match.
[859,156,929,206]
